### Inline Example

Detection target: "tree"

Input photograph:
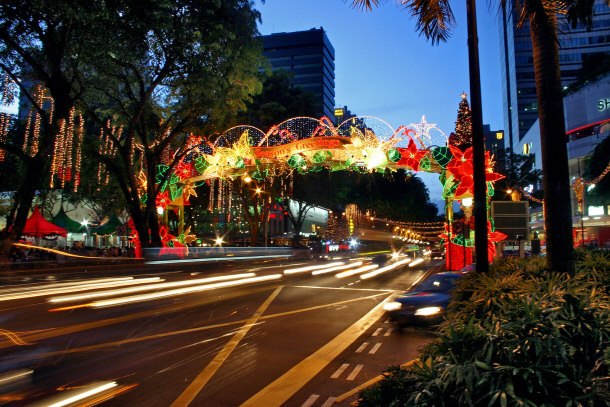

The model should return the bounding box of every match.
[353,0,595,273]
[81,0,264,248]
[449,93,473,151]
[493,148,543,202]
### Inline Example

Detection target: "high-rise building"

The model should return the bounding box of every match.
[499,1,610,150]
[262,28,335,119]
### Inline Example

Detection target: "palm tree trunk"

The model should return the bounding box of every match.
[529,8,575,273]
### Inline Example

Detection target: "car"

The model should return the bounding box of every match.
[383,271,467,326]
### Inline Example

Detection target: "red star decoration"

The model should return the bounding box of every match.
[174,162,192,180]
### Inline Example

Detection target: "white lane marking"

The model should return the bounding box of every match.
[355,342,368,354]
[372,328,382,336]
[321,397,337,407]
[331,363,350,379]
[301,394,319,407]
[369,343,382,355]
[384,319,390,324]
[346,364,363,381]
[384,328,392,336]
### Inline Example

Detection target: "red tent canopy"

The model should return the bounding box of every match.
[21,206,67,237]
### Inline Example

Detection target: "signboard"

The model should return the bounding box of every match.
[491,201,529,240]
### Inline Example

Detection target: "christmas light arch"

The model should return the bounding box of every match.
[141,115,507,268]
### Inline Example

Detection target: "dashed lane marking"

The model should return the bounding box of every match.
[346,364,363,381]
[331,363,350,379]
[355,342,368,354]
[369,343,382,355]
[321,397,336,407]
[384,328,392,336]
[301,394,319,407]
[372,328,382,336]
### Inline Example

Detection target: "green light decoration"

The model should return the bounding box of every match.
[140,194,148,204]
[194,157,210,174]
[487,181,495,197]
[252,168,269,181]
[442,175,459,199]
[288,154,306,168]
[388,148,401,163]
[311,165,323,172]
[156,165,169,184]
[170,184,183,201]
[419,155,432,171]
[311,151,327,164]
[432,146,452,168]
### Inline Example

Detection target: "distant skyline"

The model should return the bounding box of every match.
[256,0,505,205]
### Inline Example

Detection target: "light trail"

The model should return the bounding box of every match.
[409,258,424,267]
[311,261,364,276]
[12,243,120,260]
[0,277,136,295]
[283,261,345,275]
[145,254,291,265]
[48,273,256,303]
[361,258,412,279]
[335,264,379,279]
[0,277,163,301]
[35,381,119,407]
[89,274,283,308]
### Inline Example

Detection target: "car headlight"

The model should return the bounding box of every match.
[383,301,402,311]
[414,306,442,316]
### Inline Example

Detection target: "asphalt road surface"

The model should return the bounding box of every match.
[0,254,443,406]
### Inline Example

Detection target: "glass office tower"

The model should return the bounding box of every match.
[262,28,336,119]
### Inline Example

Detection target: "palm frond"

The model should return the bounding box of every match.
[351,0,385,11]
[402,0,455,44]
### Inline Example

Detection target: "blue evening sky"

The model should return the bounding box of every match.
[255,0,505,205]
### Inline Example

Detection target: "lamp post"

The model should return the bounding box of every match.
[466,0,489,273]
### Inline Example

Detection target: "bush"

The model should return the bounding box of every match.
[358,253,610,406]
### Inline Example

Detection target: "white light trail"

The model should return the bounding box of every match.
[145,254,291,265]
[40,381,118,407]
[0,277,162,302]
[0,277,135,295]
[361,258,412,279]
[283,261,345,275]
[48,273,255,303]
[311,261,363,276]
[409,258,424,267]
[335,264,379,279]
[90,274,283,308]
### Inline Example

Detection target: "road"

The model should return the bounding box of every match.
[0,254,443,406]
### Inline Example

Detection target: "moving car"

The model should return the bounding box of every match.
[383,271,467,326]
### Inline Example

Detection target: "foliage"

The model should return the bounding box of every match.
[492,148,543,202]
[358,253,610,406]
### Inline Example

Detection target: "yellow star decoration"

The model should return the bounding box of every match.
[183,182,197,201]
[341,128,402,169]
[205,131,254,176]
[182,226,197,244]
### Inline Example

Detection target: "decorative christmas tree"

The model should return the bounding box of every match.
[326,212,349,242]
[449,93,472,151]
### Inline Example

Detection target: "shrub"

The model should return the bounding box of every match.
[358,253,610,406]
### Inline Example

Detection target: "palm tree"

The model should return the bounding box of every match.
[353,0,595,273]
